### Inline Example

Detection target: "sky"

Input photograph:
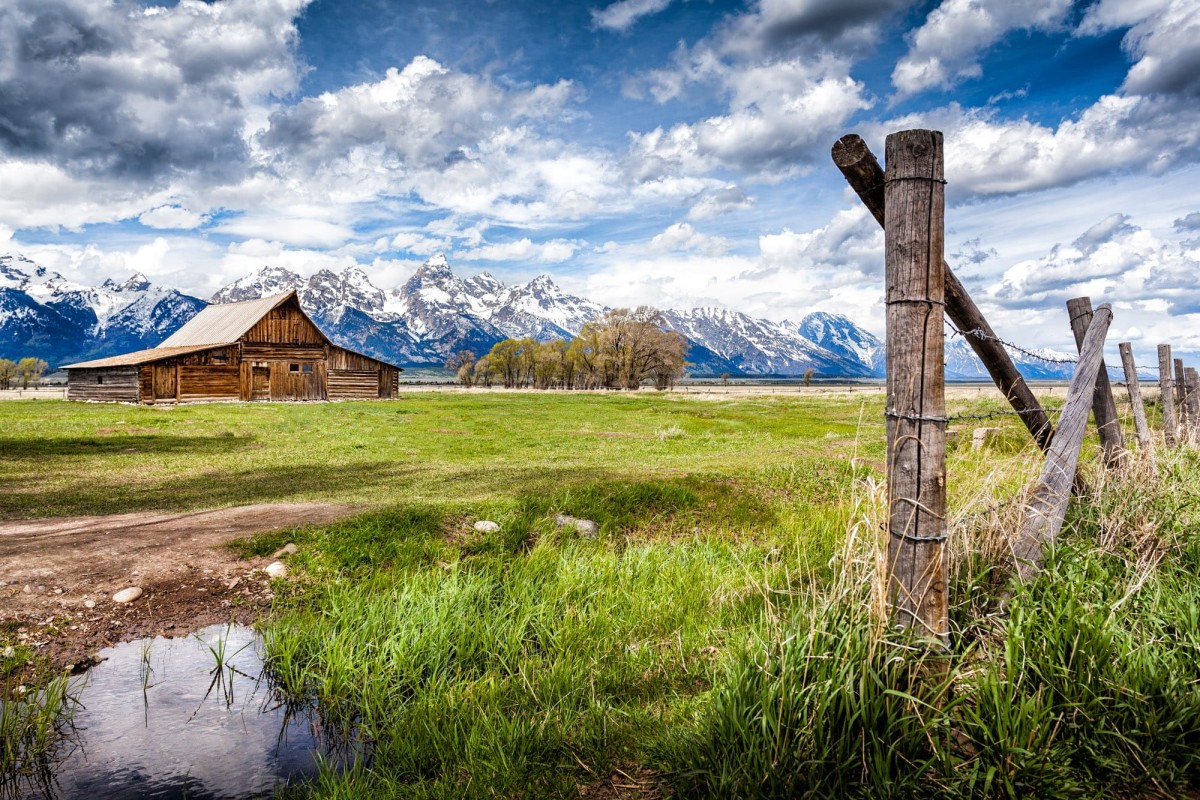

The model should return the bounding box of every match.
[1,0,1198,357]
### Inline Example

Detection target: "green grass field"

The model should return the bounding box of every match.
[4,393,1199,799]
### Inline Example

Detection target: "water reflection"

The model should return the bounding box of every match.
[12,624,349,800]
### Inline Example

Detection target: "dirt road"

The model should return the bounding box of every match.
[0,503,357,674]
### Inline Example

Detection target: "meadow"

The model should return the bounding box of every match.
[3,392,1199,799]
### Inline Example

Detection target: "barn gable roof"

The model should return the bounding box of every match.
[158,291,320,348]
[61,343,233,370]
[62,289,403,372]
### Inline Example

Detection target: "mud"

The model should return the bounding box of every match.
[0,503,357,676]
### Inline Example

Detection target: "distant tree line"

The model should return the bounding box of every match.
[446,307,688,390]
[0,358,49,390]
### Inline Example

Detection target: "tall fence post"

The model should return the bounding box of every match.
[1188,368,1200,443]
[1066,297,1124,468]
[1174,358,1188,431]
[1012,305,1114,582]
[1118,342,1153,453]
[1158,344,1178,446]
[883,129,948,647]
[831,133,1055,451]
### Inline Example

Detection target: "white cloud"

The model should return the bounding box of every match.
[650,222,732,255]
[457,238,581,263]
[591,0,674,32]
[139,206,209,230]
[875,94,1200,200]
[213,215,356,248]
[892,0,1072,96]
[1078,0,1200,97]
[629,56,872,180]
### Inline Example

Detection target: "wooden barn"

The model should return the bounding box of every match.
[62,291,402,403]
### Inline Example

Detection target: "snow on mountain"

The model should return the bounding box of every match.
[492,275,608,338]
[1,249,1092,379]
[797,312,884,371]
[661,307,873,377]
[210,265,306,304]
[0,254,206,364]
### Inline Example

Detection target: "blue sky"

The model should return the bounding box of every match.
[1,0,1198,356]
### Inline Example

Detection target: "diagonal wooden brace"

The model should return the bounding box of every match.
[832,133,1055,453]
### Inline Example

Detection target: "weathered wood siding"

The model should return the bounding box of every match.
[269,361,327,400]
[244,299,325,345]
[242,344,325,361]
[179,365,240,402]
[67,367,140,402]
[329,370,381,399]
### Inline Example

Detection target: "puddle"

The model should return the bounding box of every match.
[12,624,350,800]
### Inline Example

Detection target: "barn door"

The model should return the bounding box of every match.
[252,367,269,400]
[153,365,177,401]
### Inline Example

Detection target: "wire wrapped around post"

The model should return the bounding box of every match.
[883,129,949,648]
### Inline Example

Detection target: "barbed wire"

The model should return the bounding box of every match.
[946,406,1063,424]
[946,322,1079,365]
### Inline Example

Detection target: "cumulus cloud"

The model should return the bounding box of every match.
[1174,212,1200,231]
[591,0,674,32]
[989,214,1200,316]
[0,0,308,183]
[457,238,581,263]
[629,55,872,180]
[723,0,919,57]
[650,222,731,255]
[1079,0,1200,98]
[892,0,1072,96]
[875,94,1200,200]
[138,205,208,230]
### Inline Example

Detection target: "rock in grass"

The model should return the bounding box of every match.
[112,587,143,604]
[555,514,599,538]
[473,520,501,533]
[271,543,299,558]
[264,561,288,579]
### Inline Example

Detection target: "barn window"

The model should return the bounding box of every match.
[301,364,313,374]
[289,363,300,373]
[97,375,104,384]
[212,353,227,365]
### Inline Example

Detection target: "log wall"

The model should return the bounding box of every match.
[67,367,140,402]
[179,365,240,402]
[329,370,381,399]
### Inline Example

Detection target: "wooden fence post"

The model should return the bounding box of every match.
[831,133,1055,451]
[1174,358,1188,430]
[1012,304,1114,582]
[1188,368,1200,442]
[1158,344,1178,446]
[1118,342,1152,453]
[883,129,948,646]
[1066,297,1124,468]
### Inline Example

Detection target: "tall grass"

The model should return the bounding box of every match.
[0,676,78,796]
[664,446,1200,799]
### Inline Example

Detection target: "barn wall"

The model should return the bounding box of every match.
[179,365,240,402]
[268,361,327,400]
[243,299,325,345]
[67,367,140,402]
[328,370,380,399]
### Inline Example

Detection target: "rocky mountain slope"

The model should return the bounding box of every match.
[1,251,1078,379]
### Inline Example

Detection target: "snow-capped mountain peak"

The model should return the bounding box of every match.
[210,265,305,304]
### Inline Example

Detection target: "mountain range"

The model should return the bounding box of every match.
[0,252,1078,380]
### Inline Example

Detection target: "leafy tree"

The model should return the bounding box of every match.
[803,367,814,387]
[16,357,48,389]
[445,350,477,387]
[473,355,496,388]
[0,358,16,390]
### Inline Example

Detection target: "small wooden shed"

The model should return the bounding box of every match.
[62,291,402,403]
